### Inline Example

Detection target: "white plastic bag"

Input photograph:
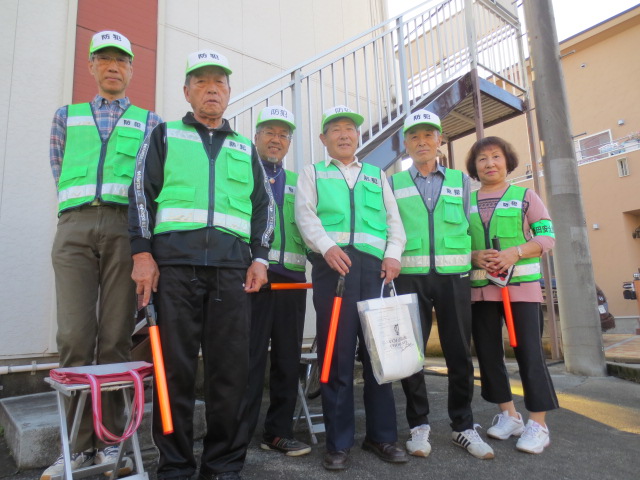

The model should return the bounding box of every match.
[357,281,424,384]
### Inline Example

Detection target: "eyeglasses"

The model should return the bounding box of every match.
[93,53,131,67]
[259,131,292,142]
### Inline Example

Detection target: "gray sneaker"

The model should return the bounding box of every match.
[261,434,311,456]
[94,445,133,476]
[40,450,95,480]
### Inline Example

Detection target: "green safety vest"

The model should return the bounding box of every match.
[154,121,254,242]
[57,103,149,213]
[315,161,388,260]
[392,168,471,274]
[469,185,542,286]
[268,171,307,271]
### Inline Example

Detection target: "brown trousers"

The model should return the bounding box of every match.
[51,204,135,451]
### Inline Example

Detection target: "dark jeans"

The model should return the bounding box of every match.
[311,249,398,452]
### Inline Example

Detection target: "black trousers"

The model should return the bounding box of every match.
[244,271,307,440]
[312,249,397,452]
[471,301,559,412]
[153,265,251,479]
[395,273,475,432]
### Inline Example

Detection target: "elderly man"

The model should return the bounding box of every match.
[390,110,494,460]
[243,106,311,456]
[129,50,273,480]
[295,105,407,471]
[44,30,161,480]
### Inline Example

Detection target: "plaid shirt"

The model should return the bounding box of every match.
[49,95,162,186]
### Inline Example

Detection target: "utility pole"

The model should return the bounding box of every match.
[522,0,606,376]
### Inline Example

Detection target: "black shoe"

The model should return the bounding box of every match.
[362,438,408,463]
[322,449,350,470]
[261,433,311,456]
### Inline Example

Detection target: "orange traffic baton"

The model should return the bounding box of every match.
[143,301,174,434]
[320,275,346,383]
[261,283,313,290]
[491,238,517,348]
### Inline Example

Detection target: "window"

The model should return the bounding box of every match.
[575,130,612,162]
[617,157,630,177]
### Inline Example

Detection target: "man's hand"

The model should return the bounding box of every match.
[324,246,352,275]
[380,257,401,284]
[132,252,160,307]
[245,261,268,293]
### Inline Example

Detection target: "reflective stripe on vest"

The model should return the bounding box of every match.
[470,262,541,282]
[315,161,388,260]
[400,253,472,270]
[156,209,251,235]
[57,103,149,213]
[469,185,542,286]
[268,249,307,267]
[154,122,253,241]
[269,172,307,272]
[392,168,471,274]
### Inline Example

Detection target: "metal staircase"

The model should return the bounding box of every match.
[227,0,528,172]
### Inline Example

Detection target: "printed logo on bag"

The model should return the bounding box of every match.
[394,323,399,336]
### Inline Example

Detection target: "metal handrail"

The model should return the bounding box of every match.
[227,0,526,173]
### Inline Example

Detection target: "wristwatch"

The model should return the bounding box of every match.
[516,245,524,258]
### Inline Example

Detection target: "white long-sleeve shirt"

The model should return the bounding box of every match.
[295,156,406,261]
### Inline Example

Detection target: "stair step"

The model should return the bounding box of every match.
[0,392,206,469]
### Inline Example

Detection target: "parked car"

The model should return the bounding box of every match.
[540,278,615,332]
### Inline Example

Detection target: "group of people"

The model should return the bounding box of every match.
[45,31,559,480]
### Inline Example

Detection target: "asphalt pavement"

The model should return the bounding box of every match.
[2,357,639,480]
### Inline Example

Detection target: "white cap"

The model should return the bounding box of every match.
[89,31,133,58]
[256,106,296,131]
[321,105,364,133]
[403,109,442,133]
[186,49,232,75]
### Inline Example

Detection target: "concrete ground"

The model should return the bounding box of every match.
[2,357,639,480]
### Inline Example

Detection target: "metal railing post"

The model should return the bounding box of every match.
[291,69,305,174]
[395,16,411,116]
[465,0,484,139]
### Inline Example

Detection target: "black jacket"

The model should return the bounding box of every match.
[128,112,274,268]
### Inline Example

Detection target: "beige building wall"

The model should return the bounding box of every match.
[0,0,388,361]
[452,7,640,321]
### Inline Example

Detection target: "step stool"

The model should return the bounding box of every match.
[293,352,325,444]
[45,362,152,479]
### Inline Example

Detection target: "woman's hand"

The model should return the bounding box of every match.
[472,248,500,271]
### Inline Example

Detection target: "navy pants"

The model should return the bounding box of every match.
[311,249,398,452]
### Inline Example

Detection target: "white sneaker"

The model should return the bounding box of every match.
[452,425,495,459]
[487,411,525,440]
[406,424,431,457]
[94,446,133,476]
[40,450,95,480]
[516,420,550,454]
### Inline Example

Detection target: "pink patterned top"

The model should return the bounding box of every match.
[471,186,554,303]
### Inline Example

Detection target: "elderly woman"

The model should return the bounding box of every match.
[466,136,559,454]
